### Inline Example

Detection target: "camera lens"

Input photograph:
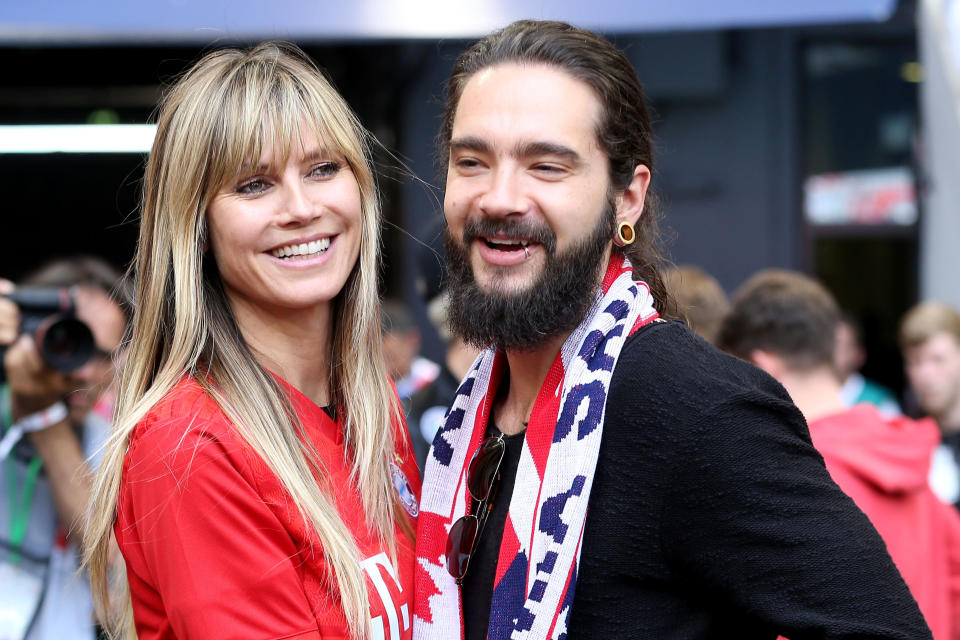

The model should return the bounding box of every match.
[34,315,96,372]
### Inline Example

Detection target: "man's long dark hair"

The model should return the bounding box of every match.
[439,19,677,317]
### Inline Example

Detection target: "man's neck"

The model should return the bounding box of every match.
[777,367,847,424]
[497,333,569,435]
[937,402,960,435]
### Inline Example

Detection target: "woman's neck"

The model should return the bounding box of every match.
[231,299,334,407]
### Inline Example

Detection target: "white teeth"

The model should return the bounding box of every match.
[271,237,331,259]
[487,237,526,246]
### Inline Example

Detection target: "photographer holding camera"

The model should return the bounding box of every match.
[0,256,126,640]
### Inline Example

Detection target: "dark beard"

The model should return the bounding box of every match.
[445,204,616,352]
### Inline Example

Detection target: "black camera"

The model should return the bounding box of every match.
[3,287,97,373]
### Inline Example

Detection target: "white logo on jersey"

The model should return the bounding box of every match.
[361,552,409,640]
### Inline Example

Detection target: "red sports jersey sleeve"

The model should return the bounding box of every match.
[115,377,419,640]
[118,416,321,640]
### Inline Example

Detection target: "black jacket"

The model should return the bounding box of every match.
[470,321,932,639]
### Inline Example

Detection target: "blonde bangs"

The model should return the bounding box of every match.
[198,51,373,209]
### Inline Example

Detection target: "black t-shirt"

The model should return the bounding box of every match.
[462,421,526,640]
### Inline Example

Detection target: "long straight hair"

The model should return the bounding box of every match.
[84,42,404,639]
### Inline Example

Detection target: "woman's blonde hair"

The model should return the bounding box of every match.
[85,42,405,639]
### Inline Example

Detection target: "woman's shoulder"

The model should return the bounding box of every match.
[127,376,240,461]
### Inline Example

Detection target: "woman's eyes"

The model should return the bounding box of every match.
[309,162,340,179]
[234,162,341,195]
[237,178,270,195]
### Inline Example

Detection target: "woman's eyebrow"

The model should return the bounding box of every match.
[302,148,338,161]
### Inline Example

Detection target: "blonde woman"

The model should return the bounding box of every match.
[84,43,420,640]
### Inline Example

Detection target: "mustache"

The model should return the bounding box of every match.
[461,217,557,254]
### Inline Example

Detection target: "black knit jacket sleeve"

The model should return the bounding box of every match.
[567,321,932,639]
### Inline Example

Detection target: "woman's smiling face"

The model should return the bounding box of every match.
[206,124,363,321]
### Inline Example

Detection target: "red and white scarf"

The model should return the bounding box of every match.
[413,256,658,640]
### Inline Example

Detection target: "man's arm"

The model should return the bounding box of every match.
[24,421,91,540]
[2,278,91,543]
[663,392,932,640]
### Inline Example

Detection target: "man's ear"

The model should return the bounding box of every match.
[750,349,785,379]
[615,164,651,228]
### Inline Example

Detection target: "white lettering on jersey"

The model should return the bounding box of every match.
[361,552,408,640]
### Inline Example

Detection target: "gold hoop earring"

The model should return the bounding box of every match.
[615,221,635,246]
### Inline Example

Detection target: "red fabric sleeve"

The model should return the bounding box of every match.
[119,418,322,640]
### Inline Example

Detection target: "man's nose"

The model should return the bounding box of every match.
[478,168,526,218]
[910,362,936,384]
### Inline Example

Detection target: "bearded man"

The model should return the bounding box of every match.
[413,19,930,640]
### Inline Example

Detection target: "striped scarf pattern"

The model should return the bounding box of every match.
[414,256,658,640]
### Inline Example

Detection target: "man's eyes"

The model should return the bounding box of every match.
[533,163,564,173]
[454,157,483,170]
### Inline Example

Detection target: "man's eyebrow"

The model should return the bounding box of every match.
[516,141,582,165]
[449,137,582,165]
[448,136,491,154]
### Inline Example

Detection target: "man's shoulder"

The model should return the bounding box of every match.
[613,319,783,402]
[602,319,799,453]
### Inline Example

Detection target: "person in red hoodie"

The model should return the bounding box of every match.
[720,269,960,640]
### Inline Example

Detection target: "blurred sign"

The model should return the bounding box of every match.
[0,0,897,43]
[804,166,918,225]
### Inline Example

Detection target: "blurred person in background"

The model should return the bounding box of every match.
[0,256,127,640]
[406,291,481,470]
[663,264,728,345]
[721,269,960,640]
[413,19,930,640]
[835,310,901,416]
[84,43,419,640]
[900,302,960,508]
[381,299,440,402]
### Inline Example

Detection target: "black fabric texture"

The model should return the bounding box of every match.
[462,320,931,639]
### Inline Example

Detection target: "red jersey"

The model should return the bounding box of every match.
[115,376,421,640]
